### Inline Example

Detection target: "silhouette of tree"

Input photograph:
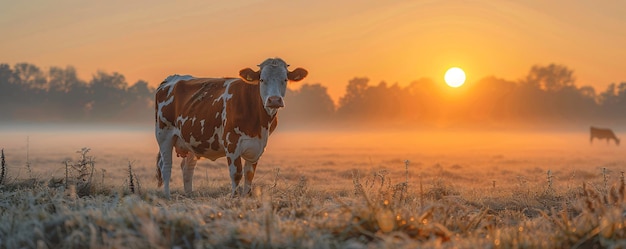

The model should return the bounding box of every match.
[404,78,443,123]
[361,81,409,122]
[579,86,596,100]
[47,66,90,120]
[8,63,49,119]
[128,80,152,100]
[553,85,598,122]
[13,63,47,90]
[119,80,156,123]
[599,83,619,106]
[0,64,18,98]
[0,61,623,126]
[0,64,14,85]
[511,64,598,123]
[0,64,20,118]
[48,66,84,93]
[598,82,626,122]
[336,78,426,125]
[0,63,158,123]
[337,77,369,118]
[522,64,575,92]
[463,76,517,123]
[88,71,129,119]
[282,83,335,125]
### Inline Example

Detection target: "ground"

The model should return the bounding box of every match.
[0,127,625,248]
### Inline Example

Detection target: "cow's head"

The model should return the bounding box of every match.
[239,58,308,113]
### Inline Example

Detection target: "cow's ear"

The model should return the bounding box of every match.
[287,68,308,82]
[239,68,260,84]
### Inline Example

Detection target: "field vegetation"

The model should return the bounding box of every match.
[0,129,625,248]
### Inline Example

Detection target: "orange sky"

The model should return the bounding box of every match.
[1,1,625,102]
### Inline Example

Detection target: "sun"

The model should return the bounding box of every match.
[444,67,466,88]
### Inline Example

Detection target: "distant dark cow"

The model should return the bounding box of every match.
[155,58,308,197]
[590,127,620,146]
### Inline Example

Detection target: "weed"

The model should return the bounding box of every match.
[125,161,142,195]
[25,136,32,178]
[59,148,97,197]
[603,167,609,193]
[129,162,135,194]
[543,169,556,197]
[1,141,625,248]
[1,149,5,185]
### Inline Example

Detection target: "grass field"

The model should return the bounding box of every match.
[0,127,625,248]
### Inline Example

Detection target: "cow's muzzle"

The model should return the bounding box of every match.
[266,96,284,108]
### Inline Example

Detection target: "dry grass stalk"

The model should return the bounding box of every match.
[58,148,97,196]
[101,169,106,186]
[404,160,409,185]
[64,160,69,189]
[419,174,424,211]
[546,169,554,195]
[271,168,280,191]
[128,162,135,194]
[1,149,5,185]
[73,148,94,182]
[25,136,32,178]
[602,167,609,193]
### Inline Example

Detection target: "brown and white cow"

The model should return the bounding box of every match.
[590,126,620,146]
[155,58,307,197]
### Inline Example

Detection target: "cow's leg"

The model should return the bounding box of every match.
[243,160,258,196]
[227,155,243,197]
[156,128,175,198]
[180,154,198,194]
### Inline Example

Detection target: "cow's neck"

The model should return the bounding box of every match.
[238,85,273,138]
[259,102,277,132]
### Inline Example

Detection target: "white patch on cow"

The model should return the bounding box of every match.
[207,131,216,143]
[213,126,222,143]
[200,119,205,134]
[188,135,202,148]
[198,126,225,161]
[162,74,194,96]
[225,132,232,150]
[191,116,197,126]
[222,79,238,99]
[176,115,189,127]
[212,79,238,105]
[216,79,238,131]
[157,95,174,124]
[231,126,271,163]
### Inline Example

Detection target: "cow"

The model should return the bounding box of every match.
[155,58,308,197]
[590,126,620,146]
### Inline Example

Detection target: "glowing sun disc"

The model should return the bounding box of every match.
[444,67,466,88]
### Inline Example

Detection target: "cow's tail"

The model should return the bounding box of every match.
[156,153,163,187]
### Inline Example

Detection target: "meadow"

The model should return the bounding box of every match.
[0,126,625,248]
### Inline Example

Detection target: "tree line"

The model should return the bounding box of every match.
[1,62,624,128]
[0,63,153,123]
[284,64,626,129]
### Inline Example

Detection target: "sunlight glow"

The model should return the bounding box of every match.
[444,67,466,88]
